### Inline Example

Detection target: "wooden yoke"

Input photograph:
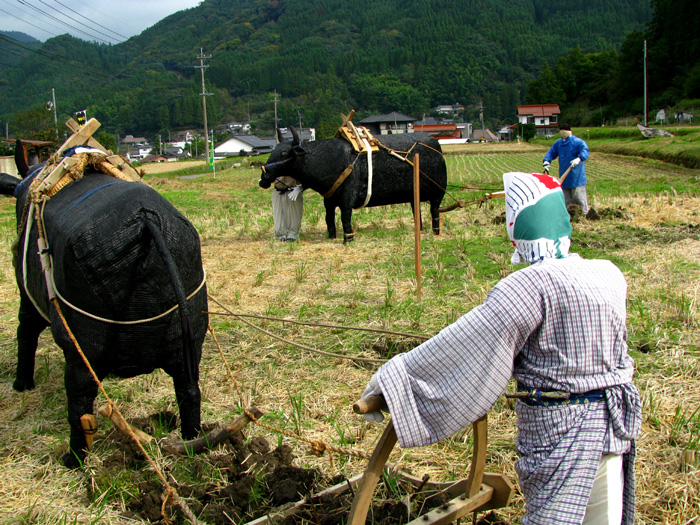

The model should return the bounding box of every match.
[348,395,513,525]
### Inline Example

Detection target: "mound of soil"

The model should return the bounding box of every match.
[88,412,510,524]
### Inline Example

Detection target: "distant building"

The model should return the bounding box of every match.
[219,122,252,134]
[517,104,561,136]
[498,125,516,142]
[214,135,276,157]
[473,129,500,142]
[164,146,189,159]
[173,130,196,142]
[141,154,172,163]
[127,144,154,160]
[278,128,316,142]
[456,123,473,139]
[121,134,149,146]
[413,122,461,140]
[434,104,465,116]
[358,112,415,136]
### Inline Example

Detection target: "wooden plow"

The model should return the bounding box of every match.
[349,395,514,525]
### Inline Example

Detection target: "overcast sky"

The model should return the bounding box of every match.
[0,0,203,44]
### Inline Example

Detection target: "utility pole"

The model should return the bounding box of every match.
[297,110,303,135]
[643,40,648,127]
[196,49,213,163]
[51,88,58,139]
[477,100,486,139]
[272,90,280,144]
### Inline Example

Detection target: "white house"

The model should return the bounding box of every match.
[517,104,561,136]
[435,104,465,116]
[127,145,154,160]
[213,135,275,158]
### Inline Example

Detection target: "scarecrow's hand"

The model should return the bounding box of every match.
[361,374,385,423]
[288,186,303,201]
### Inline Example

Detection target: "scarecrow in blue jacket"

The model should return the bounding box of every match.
[543,122,590,214]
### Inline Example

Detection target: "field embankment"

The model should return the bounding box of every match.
[533,125,700,169]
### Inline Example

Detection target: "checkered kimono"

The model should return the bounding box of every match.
[376,255,641,525]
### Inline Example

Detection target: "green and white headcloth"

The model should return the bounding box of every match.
[503,172,572,264]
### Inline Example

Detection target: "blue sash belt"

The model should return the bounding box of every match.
[507,383,605,407]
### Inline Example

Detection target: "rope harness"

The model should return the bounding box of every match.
[12,129,206,521]
[17,149,206,325]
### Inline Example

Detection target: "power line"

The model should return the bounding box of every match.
[0,33,115,80]
[15,0,115,45]
[51,0,129,43]
[66,0,142,36]
[0,4,56,37]
[1,0,68,37]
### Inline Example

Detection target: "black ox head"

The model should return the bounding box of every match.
[258,127,307,188]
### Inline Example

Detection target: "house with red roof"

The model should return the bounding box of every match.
[517,104,561,137]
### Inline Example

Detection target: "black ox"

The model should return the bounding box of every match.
[0,145,208,468]
[259,128,447,242]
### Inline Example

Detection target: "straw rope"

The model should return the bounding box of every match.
[51,298,204,525]
[23,152,205,524]
[208,294,388,364]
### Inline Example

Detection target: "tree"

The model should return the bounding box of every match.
[525,63,565,106]
[96,131,117,153]
[516,123,537,142]
[10,105,58,145]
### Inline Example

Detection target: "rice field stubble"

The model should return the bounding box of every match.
[0,147,698,523]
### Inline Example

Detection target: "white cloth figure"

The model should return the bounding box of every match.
[583,454,624,524]
[272,176,303,241]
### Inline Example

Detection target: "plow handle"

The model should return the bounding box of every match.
[353,395,388,415]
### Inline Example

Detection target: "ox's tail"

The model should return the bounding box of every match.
[144,217,198,382]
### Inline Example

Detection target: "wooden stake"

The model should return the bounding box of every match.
[161,407,263,455]
[413,154,421,302]
[80,414,97,449]
[97,404,153,444]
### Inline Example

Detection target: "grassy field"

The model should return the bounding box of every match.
[0,138,699,524]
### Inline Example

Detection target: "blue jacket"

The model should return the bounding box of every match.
[543,135,590,188]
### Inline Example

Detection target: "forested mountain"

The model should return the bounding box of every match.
[525,0,699,125]
[0,0,652,141]
[0,31,41,72]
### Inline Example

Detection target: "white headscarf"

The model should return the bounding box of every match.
[504,172,572,264]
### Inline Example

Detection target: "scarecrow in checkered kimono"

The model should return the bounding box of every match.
[361,172,641,525]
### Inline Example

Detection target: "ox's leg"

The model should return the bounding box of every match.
[172,372,202,440]
[430,200,441,235]
[341,208,354,243]
[13,294,48,392]
[324,202,337,239]
[62,363,99,468]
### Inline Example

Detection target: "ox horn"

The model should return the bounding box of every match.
[290,127,301,146]
[276,127,285,144]
[15,139,29,178]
